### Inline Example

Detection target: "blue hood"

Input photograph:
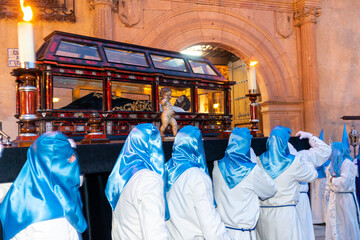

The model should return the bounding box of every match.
[0,132,87,240]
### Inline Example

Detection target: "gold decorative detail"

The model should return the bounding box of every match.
[112,100,152,111]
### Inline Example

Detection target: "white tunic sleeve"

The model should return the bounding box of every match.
[192,174,232,240]
[0,182,12,204]
[329,159,357,193]
[252,165,277,201]
[299,136,331,167]
[137,173,169,240]
[250,148,257,163]
[294,156,318,183]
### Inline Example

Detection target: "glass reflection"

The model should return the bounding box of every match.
[198,89,224,114]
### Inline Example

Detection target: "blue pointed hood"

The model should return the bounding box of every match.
[342,124,350,150]
[0,132,87,240]
[329,142,353,177]
[105,123,169,220]
[218,127,256,189]
[319,129,324,140]
[165,125,209,193]
[315,129,327,178]
[260,126,295,179]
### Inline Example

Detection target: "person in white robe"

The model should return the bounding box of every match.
[325,142,360,240]
[310,130,330,224]
[0,143,12,204]
[105,123,169,240]
[165,125,232,240]
[288,131,331,240]
[212,127,277,240]
[0,132,87,240]
[256,126,318,240]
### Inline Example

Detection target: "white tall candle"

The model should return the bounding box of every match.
[248,61,258,92]
[17,21,35,68]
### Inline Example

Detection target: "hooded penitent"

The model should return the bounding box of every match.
[105,123,169,219]
[165,125,209,193]
[260,126,295,179]
[0,132,87,240]
[217,127,256,189]
[329,142,353,177]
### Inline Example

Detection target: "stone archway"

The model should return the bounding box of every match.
[133,5,304,135]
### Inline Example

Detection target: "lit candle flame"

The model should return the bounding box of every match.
[20,0,33,22]
[250,61,258,67]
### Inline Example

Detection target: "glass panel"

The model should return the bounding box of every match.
[55,41,101,60]
[104,47,148,67]
[53,76,103,110]
[159,86,191,112]
[198,89,224,114]
[189,60,218,76]
[111,81,152,111]
[151,54,188,72]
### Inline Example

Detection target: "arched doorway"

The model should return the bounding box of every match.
[132,5,303,135]
[180,43,263,132]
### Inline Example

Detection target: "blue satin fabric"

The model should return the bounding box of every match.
[105,123,169,220]
[260,126,295,179]
[165,125,209,193]
[342,124,350,150]
[0,132,87,240]
[218,127,256,189]
[316,129,327,178]
[329,142,353,177]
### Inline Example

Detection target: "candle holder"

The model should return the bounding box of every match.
[81,112,110,144]
[12,68,40,147]
[348,125,359,158]
[245,90,264,137]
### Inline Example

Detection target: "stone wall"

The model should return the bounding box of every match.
[0,0,334,139]
[317,0,360,143]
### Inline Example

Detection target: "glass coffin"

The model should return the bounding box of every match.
[27,31,234,139]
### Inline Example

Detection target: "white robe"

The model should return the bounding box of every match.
[325,159,360,240]
[0,182,12,203]
[310,178,327,224]
[166,167,232,240]
[294,136,332,240]
[12,218,80,240]
[256,155,318,240]
[212,163,277,240]
[112,169,169,240]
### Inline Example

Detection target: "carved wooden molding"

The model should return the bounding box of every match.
[294,7,322,26]
[0,0,76,22]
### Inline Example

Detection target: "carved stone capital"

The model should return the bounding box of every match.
[294,7,322,26]
[89,0,118,13]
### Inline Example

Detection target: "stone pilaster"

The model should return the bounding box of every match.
[89,0,117,40]
[294,7,322,133]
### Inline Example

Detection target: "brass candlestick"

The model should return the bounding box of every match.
[81,112,110,144]
[245,90,263,137]
[12,68,41,147]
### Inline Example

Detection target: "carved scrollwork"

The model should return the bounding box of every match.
[0,0,76,22]
[294,7,322,26]
[89,0,119,13]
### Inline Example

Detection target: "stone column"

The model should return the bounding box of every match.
[89,0,116,40]
[295,7,322,134]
